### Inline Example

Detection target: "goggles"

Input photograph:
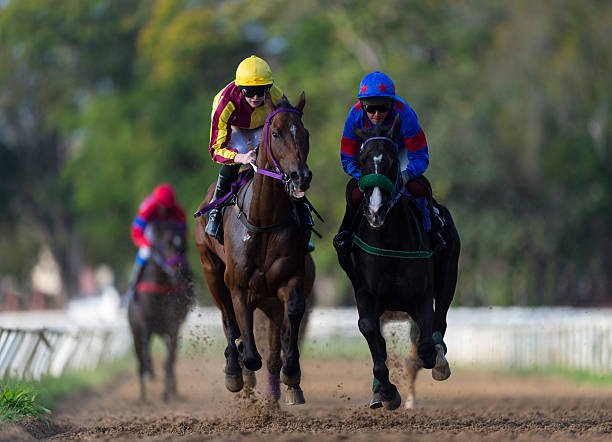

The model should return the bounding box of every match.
[363,103,392,114]
[241,85,270,98]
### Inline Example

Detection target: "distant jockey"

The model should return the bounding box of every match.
[126,183,186,301]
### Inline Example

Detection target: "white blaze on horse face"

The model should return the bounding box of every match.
[369,187,382,214]
[368,153,384,214]
[373,154,383,174]
[289,123,307,199]
[290,124,297,144]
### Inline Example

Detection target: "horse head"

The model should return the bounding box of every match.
[355,115,402,229]
[149,221,189,285]
[260,92,311,199]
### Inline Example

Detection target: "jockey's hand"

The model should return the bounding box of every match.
[234,150,256,165]
[137,245,151,261]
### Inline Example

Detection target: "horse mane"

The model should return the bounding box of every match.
[354,122,394,142]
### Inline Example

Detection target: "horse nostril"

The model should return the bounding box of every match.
[304,170,312,185]
[290,171,300,182]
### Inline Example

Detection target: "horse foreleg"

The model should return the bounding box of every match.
[231,289,262,372]
[162,331,178,402]
[431,239,459,381]
[356,300,401,410]
[279,282,305,388]
[411,295,436,370]
[404,320,423,409]
[221,312,244,392]
[265,314,282,403]
[134,325,153,402]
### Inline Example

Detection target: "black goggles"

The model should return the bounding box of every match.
[363,102,393,114]
[241,85,270,98]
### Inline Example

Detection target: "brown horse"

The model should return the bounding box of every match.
[128,220,194,402]
[195,93,315,405]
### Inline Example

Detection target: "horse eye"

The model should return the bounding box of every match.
[272,131,281,139]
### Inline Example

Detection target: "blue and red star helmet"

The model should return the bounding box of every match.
[153,183,176,209]
[358,71,396,100]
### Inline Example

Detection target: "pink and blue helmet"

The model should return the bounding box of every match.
[358,71,396,100]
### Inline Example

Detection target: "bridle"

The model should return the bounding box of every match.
[250,107,304,193]
[354,135,432,259]
[358,136,405,208]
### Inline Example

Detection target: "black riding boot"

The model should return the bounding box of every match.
[430,205,447,252]
[296,200,315,252]
[333,208,356,257]
[125,261,145,303]
[205,166,238,244]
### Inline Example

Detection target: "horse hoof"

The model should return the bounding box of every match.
[432,344,451,381]
[369,391,383,409]
[225,373,244,392]
[243,368,257,389]
[285,386,305,405]
[383,389,402,411]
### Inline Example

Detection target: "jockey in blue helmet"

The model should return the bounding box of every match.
[334,71,447,255]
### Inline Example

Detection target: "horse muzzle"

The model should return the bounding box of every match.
[365,210,386,229]
[287,169,312,199]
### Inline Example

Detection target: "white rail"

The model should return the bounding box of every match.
[182,306,612,374]
[1,303,610,379]
[0,291,131,380]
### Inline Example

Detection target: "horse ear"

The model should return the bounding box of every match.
[296,91,306,112]
[354,125,367,141]
[389,113,401,138]
[265,92,276,112]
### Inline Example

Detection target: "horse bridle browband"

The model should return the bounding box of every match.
[359,136,397,152]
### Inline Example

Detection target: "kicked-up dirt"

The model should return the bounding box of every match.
[2,349,610,441]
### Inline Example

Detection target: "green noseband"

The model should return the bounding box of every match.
[358,173,395,194]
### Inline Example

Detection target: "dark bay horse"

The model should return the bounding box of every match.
[336,117,460,410]
[128,220,194,402]
[195,93,315,405]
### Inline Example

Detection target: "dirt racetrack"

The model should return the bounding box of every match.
[3,350,611,442]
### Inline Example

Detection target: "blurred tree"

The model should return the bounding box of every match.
[0,0,147,296]
[0,0,609,306]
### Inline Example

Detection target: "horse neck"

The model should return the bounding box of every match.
[142,261,171,284]
[249,160,292,225]
[364,200,421,247]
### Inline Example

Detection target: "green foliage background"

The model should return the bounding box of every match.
[0,0,610,306]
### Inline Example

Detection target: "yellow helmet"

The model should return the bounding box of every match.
[235,55,273,86]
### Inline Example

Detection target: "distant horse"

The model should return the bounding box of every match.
[128,220,194,402]
[195,93,315,405]
[336,116,460,410]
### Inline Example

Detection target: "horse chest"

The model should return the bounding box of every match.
[239,253,302,295]
[358,262,432,303]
